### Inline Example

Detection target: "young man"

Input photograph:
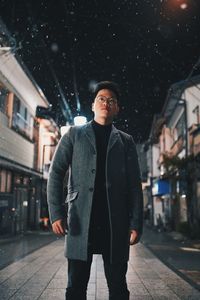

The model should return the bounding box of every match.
[47,81,143,300]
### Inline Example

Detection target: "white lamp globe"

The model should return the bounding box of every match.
[74,116,87,126]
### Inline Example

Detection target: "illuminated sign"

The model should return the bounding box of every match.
[152,179,170,196]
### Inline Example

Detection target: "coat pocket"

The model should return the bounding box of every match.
[65,191,78,203]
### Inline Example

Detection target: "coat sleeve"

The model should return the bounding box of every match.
[47,128,73,224]
[127,135,143,242]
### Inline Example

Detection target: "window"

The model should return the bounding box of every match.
[12,96,34,140]
[14,174,30,186]
[24,107,27,120]
[23,176,29,185]
[14,174,21,185]
[173,114,185,143]
[0,84,9,115]
[0,170,6,192]
[6,172,12,193]
[0,169,12,193]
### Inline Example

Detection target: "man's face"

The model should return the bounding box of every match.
[92,89,119,122]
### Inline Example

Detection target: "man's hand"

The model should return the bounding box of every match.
[52,219,65,236]
[129,230,138,245]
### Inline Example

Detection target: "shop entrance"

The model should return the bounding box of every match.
[15,188,28,233]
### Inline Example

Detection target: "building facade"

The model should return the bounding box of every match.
[0,46,59,235]
[144,76,200,236]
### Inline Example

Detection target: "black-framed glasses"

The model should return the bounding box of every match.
[95,95,118,106]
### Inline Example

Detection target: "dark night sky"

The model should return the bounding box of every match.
[1,0,200,142]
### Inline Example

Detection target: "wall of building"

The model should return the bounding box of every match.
[184,85,200,128]
[152,144,160,178]
[0,111,34,168]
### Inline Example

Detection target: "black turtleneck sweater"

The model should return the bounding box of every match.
[88,120,112,254]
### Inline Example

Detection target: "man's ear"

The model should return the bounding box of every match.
[92,102,94,111]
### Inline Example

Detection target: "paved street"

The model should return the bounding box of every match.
[0,238,200,300]
[0,231,57,270]
[142,226,200,289]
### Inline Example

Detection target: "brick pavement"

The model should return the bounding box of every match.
[0,239,200,299]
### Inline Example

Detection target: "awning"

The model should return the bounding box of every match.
[0,156,43,178]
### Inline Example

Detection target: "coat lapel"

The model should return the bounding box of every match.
[107,125,120,153]
[84,121,96,152]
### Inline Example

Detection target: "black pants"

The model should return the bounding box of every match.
[65,253,129,300]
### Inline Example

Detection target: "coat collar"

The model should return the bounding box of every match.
[84,120,119,153]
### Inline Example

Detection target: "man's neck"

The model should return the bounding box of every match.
[94,117,113,126]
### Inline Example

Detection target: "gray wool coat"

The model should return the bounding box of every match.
[47,121,143,263]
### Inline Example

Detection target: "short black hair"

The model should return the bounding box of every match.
[93,81,120,101]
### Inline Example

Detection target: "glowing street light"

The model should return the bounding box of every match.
[74,116,87,126]
[167,0,189,11]
[180,3,188,9]
[60,116,87,136]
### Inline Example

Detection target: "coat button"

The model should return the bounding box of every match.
[89,187,94,192]
[91,169,95,173]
